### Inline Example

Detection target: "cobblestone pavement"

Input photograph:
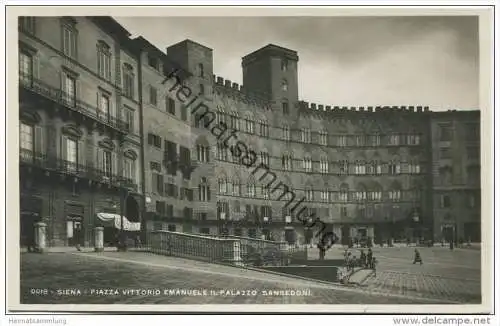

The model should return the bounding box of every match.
[21,252,448,305]
[351,247,482,303]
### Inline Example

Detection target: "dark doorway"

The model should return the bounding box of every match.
[341,225,350,245]
[442,226,454,243]
[304,228,314,244]
[284,229,296,245]
[126,196,140,222]
[67,217,84,246]
[20,196,42,248]
[20,212,40,247]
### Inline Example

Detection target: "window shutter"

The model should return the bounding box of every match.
[109,98,115,121]
[34,125,44,155]
[207,187,211,201]
[75,78,80,104]
[59,71,63,93]
[152,173,158,194]
[33,54,40,80]
[96,148,102,172]
[111,152,117,178]
[96,92,100,116]
[78,139,85,168]
[60,135,67,160]
[158,175,164,194]
[132,160,137,183]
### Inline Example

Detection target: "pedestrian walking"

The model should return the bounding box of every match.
[372,257,378,276]
[367,248,373,268]
[413,249,423,265]
[26,218,36,253]
[134,235,142,248]
[74,223,83,252]
[317,242,326,260]
[344,251,351,269]
[360,249,367,268]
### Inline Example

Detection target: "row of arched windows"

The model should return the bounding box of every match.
[214,177,418,203]
[210,110,422,147]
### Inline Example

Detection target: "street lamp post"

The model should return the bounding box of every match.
[220,212,226,237]
[118,184,128,251]
[262,216,269,240]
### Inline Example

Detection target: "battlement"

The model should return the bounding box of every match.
[299,101,431,113]
[213,74,271,106]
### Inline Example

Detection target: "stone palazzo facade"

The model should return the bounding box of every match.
[18,16,481,248]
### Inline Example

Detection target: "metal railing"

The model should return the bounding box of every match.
[19,148,138,191]
[223,235,290,266]
[188,233,290,266]
[147,231,243,265]
[19,73,129,132]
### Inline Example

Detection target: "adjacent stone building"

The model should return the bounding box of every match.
[430,111,481,243]
[18,16,481,248]
[18,17,142,247]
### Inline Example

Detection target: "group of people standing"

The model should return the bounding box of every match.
[344,248,378,273]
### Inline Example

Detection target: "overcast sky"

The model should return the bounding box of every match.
[114,16,479,111]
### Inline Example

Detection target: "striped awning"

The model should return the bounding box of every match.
[96,213,141,231]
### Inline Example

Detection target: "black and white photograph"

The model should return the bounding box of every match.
[5,5,495,316]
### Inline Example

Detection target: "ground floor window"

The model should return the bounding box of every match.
[200,227,210,235]
[167,224,176,232]
[284,229,295,244]
[66,218,83,246]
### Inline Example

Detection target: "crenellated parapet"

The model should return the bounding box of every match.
[298,100,431,114]
[212,74,271,109]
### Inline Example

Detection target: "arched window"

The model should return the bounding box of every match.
[281,79,288,91]
[97,40,111,80]
[319,130,328,146]
[198,177,210,201]
[369,182,383,202]
[389,181,402,202]
[339,183,349,202]
[229,112,240,131]
[245,114,255,133]
[305,186,314,201]
[122,63,134,98]
[282,124,290,140]
[282,99,289,115]
[281,58,288,72]
[217,109,226,125]
[218,177,227,194]
[196,136,210,163]
[320,156,329,174]
[302,155,312,172]
[216,142,228,161]
[123,150,138,185]
[259,151,270,166]
[247,182,256,198]
[355,184,367,202]
[261,183,270,199]
[232,177,241,196]
[320,189,329,202]
[282,153,293,171]
[258,119,269,137]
